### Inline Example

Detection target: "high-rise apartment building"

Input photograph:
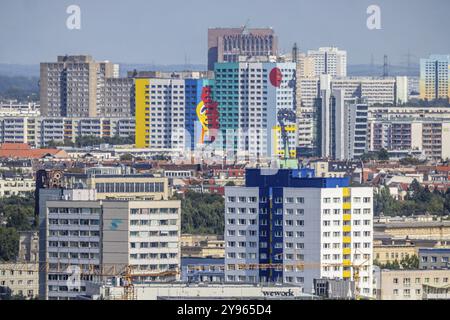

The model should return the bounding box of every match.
[296,76,407,155]
[40,55,133,118]
[134,77,213,150]
[320,89,369,160]
[214,56,297,159]
[224,169,374,298]
[207,27,278,70]
[419,55,450,101]
[307,47,347,77]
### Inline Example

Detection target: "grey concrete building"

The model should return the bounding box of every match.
[38,187,181,300]
[419,248,450,270]
[40,55,133,118]
[207,27,278,70]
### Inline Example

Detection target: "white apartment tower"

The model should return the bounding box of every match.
[307,47,348,77]
[224,169,374,298]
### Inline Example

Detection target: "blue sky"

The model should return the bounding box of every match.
[0,0,449,65]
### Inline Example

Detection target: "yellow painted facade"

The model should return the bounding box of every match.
[343,188,352,279]
[273,125,297,158]
[135,78,150,148]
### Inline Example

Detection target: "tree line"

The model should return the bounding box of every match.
[174,190,224,236]
[375,179,450,217]
[0,193,36,261]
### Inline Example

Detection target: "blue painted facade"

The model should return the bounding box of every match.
[245,169,350,189]
[185,79,204,150]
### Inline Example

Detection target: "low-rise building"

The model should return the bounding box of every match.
[181,234,225,258]
[0,173,35,197]
[376,269,450,300]
[0,263,39,299]
[181,257,225,283]
[84,282,316,300]
[419,248,450,270]
[374,221,450,240]
[374,241,418,265]
[18,231,39,263]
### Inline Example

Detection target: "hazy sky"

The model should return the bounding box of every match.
[0,0,449,66]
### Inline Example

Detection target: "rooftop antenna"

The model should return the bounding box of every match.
[402,50,416,76]
[383,54,389,78]
[242,19,250,34]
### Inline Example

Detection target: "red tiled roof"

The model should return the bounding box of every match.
[0,143,68,159]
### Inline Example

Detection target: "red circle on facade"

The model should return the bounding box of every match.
[269,67,282,87]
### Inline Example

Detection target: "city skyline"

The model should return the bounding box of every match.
[0,0,450,66]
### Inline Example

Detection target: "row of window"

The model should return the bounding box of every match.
[48,241,99,248]
[95,182,164,193]
[129,253,177,260]
[48,252,99,260]
[49,230,99,237]
[48,208,101,215]
[48,219,100,226]
[323,220,371,226]
[129,219,178,228]
[323,231,371,237]
[393,277,449,285]
[226,196,372,204]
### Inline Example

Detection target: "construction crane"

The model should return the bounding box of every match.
[120,267,180,300]
[6,258,370,300]
[277,108,297,168]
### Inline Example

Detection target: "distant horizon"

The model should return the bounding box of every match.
[1,0,449,66]
[0,62,421,79]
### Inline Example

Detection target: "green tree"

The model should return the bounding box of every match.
[120,153,133,161]
[374,187,401,216]
[400,255,419,270]
[377,148,389,161]
[0,227,19,261]
[176,191,224,235]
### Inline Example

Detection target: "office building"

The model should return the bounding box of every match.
[307,47,347,77]
[419,55,450,101]
[39,188,181,300]
[207,27,278,70]
[224,169,374,298]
